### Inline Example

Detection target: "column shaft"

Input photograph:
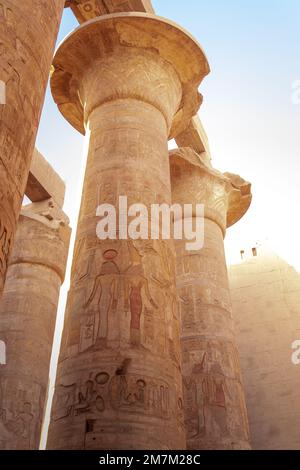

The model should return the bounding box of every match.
[0,202,70,449]
[0,0,65,295]
[176,219,250,449]
[170,149,251,449]
[48,99,185,450]
[47,13,209,450]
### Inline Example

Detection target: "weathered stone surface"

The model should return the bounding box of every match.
[47,13,209,450]
[170,148,251,449]
[0,0,65,296]
[65,0,154,23]
[64,1,211,146]
[0,200,71,449]
[229,244,300,449]
[169,148,252,230]
[25,149,65,208]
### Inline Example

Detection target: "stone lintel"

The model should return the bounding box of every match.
[175,114,212,166]
[65,0,154,23]
[25,149,65,208]
[15,199,71,282]
[21,199,70,231]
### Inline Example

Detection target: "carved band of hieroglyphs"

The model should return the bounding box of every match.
[52,371,171,421]
[0,378,43,449]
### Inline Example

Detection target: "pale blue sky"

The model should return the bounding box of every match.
[37,0,300,266]
[39,1,300,447]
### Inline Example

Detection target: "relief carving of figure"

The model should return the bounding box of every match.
[119,376,146,408]
[83,249,120,349]
[123,241,158,346]
[109,374,169,418]
[0,384,35,448]
[5,402,34,441]
[53,372,110,421]
[75,378,105,415]
[184,349,231,441]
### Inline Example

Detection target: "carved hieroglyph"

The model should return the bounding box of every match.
[25,148,66,208]
[47,13,209,450]
[0,0,65,296]
[170,148,252,449]
[0,200,71,449]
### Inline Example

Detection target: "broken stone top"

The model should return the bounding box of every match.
[175,115,212,167]
[169,147,252,233]
[21,199,70,230]
[51,12,210,139]
[25,149,66,208]
[65,0,154,22]
[6,200,71,283]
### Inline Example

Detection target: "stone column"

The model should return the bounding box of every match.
[170,148,252,450]
[47,13,209,450]
[0,0,65,295]
[0,199,71,449]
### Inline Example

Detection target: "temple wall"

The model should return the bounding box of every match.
[229,244,300,449]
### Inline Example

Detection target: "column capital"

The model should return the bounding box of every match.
[175,115,212,167]
[51,13,209,139]
[170,147,252,234]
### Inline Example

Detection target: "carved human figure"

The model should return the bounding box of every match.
[123,246,158,345]
[10,402,34,442]
[118,376,146,407]
[75,379,106,415]
[85,249,120,346]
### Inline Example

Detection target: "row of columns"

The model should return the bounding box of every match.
[0,0,69,450]
[0,1,252,451]
[0,199,71,449]
[47,12,208,451]
[46,12,252,450]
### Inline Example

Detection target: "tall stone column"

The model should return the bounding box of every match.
[65,0,154,22]
[170,148,252,449]
[47,13,209,450]
[0,200,71,449]
[0,0,65,295]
